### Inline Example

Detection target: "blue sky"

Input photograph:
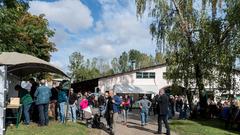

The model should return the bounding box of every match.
[28,0,155,71]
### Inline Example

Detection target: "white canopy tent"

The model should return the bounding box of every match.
[0,52,68,77]
[113,84,156,94]
[0,52,68,135]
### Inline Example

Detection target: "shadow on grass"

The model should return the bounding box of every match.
[170,119,240,135]
[170,120,193,126]
[192,119,239,134]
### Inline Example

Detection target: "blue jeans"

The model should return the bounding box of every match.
[140,109,148,125]
[23,103,32,124]
[168,108,172,119]
[59,102,65,123]
[69,104,77,122]
[38,103,49,126]
[122,109,128,123]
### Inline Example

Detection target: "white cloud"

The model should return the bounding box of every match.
[29,0,93,33]
[29,0,155,72]
[50,28,68,45]
[82,0,154,58]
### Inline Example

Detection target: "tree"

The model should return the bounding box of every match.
[155,52,165,64]
[68,52,85,81]
[119,51,129,72]
[129,49,143,68]
[68,52,112,82]
[136,0,240,115]
[96,58,111,75]
[0,0,56,61]
[128,49,155,69]
[111,57,121,73]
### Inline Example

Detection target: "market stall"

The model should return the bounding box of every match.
[0,52,68,135]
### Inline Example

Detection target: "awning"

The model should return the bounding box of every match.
[113,84,156,94]
[0,52,69,78]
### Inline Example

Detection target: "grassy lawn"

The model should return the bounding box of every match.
[170,119,239,135]
[6,121,88,135]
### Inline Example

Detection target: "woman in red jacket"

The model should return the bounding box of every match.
[121,94,130,125]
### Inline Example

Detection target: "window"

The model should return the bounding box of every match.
[136,72,156,79]
[143,72,149,78]
[136,72,143,78]
[163,72,167,79]
[149,72,155,78]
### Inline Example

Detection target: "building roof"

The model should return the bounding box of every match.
[77,63,240,83]
[97,63,166,80]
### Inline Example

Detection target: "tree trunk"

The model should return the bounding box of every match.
[194,63,208,118]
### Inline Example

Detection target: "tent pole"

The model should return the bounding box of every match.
[0,66,8,135]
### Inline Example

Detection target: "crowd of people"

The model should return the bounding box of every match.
[12,79,173,135]
[205,98,240,130]
[11,78,240,135]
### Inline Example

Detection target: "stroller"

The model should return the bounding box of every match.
[83,107,104,128]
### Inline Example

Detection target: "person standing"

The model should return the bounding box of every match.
[69,88,77,123]
[29,78,39,99]
[177,96,184,119]
[169,95,175,119]
[34,80,51,126]
[29,78,39,123]
[153,94,159,116]
[98,92,106,117]
[138,95,152,126]
[15,85,33,125]
[50,83,59,121]
[121,94,130,125]
[58,84,68,123]
[156,89,170,135]
[104,92,113,130]
[106,90,121,135]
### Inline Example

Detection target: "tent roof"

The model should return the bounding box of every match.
[113,84,156,94]
[0,52,68,78]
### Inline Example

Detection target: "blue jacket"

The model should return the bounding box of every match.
[113,95,122,113]
[34,86,51,105]
[58,90,67,103]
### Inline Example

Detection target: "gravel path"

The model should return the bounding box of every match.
[93,111,177,135]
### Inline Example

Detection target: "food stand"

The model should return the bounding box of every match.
[0,52,69,135]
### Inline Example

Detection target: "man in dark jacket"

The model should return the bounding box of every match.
[29,78,39,123]
[156,89,170,135]
[105,92,113,130]
[69,88,78,123]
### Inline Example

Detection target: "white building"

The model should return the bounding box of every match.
[72,64,240,99]
[98,64,170,94]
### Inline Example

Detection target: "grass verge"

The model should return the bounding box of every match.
[170,119,239,135]
[6,121,87,135]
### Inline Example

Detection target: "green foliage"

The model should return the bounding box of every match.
[155,52,165,64]
[69,49,164,81]
[68,52,115,82]
[0,0,55,61]
[136,0,240,100]
[68,52,101,82]
[111,49,158,74]
[119,51,129,72]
